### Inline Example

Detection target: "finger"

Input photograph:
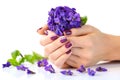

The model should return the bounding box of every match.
[53,52,72,68]
[67,50,92,68]
[66,25,95,36]
[37,24,48,35]
[68,36,88,47]
[49,43,72,60]
[71,48,91,60]
[61,63,71,69]
[68,54,80,63]
[71,47,83,56]
[66,59,79,68]
[66,55,82,68]
[66,59,88,68]
[44,36,71,57]
[40,30,58,46]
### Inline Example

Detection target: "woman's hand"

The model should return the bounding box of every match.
[37,25,72,68]
[65,25,111,68]
[37,24,120,68]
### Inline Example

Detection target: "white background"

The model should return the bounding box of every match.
[0,0,120,80]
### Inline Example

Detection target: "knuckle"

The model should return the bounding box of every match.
[44,46,50,54]
[49,54,56,61]
[71,28,77,35]
[58,47,66,54]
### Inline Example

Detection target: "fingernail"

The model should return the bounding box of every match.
[44,30,48,35]
[60,36,67,43]
[37,27,42,32]
[50,36,58,41]
[65,30,72,35]
[66,49,71,54]
[65,42,72,48]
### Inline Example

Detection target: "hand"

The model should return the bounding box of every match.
[37,25,72,68]
[37,24,120,68]
[64,25,111,68]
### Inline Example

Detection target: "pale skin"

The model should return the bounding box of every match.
[37,24,120,68]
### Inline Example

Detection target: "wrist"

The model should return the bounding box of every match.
[104,34,120,61]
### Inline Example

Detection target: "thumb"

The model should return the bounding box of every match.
[66,25,96,36]
[37,24,48,35]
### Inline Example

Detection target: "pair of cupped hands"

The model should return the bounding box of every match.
[37,24,109,69]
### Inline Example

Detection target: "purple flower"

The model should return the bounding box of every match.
[44,65,55,73]
[87,68,96,76]
[16,65,35,74]
[2,62,11,68]
[60,70,73,76]
[27,69,36,74]
[37,59,48,67]
[47,6,81,36]
[96,67,107,72]
[77,65,86,73]
[16,65,28,71]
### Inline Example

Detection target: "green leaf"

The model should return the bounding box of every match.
[7,50,45,65]
[81,16,87,25]
[32,51,44,61]
[11,50,21,59]
[24,54,35,64]
[7,59,19,66]
[18,57,25,65]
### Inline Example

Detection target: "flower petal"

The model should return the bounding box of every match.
[47,6,82,36]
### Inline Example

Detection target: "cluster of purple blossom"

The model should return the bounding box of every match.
[2,59,107,76]
[47,6,82,36]
[37,59,55,73]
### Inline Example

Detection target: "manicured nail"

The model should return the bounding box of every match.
[44,30,48,35]
[60,36,67,43]
[37,27,42,32]
[65,42,72,48]
[65,30,72,35]
[66,49,71,54]
[50,36,58,41]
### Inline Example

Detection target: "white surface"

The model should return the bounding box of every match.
[0,0,120,80]
[0,62,120,80]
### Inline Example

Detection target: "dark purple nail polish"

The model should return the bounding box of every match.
[66,50,71,54]
[60,37,67,43]
[37,27,42,32]
[65,30,72,35]
[44,30,48,35]
[65,42,72,48]
[50,36,58,41]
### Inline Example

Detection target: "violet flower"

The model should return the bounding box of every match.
[87,68,96,76]
[96,67,107,72]
[37,59,48,67]
[47,6,81,36]
[16,64,28,71]
[2,62,11,68]
[77,65,86,73]
[27,69,36,74]
[44,65,55,73]
[16,65,35,74]
[60,70,73,76]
